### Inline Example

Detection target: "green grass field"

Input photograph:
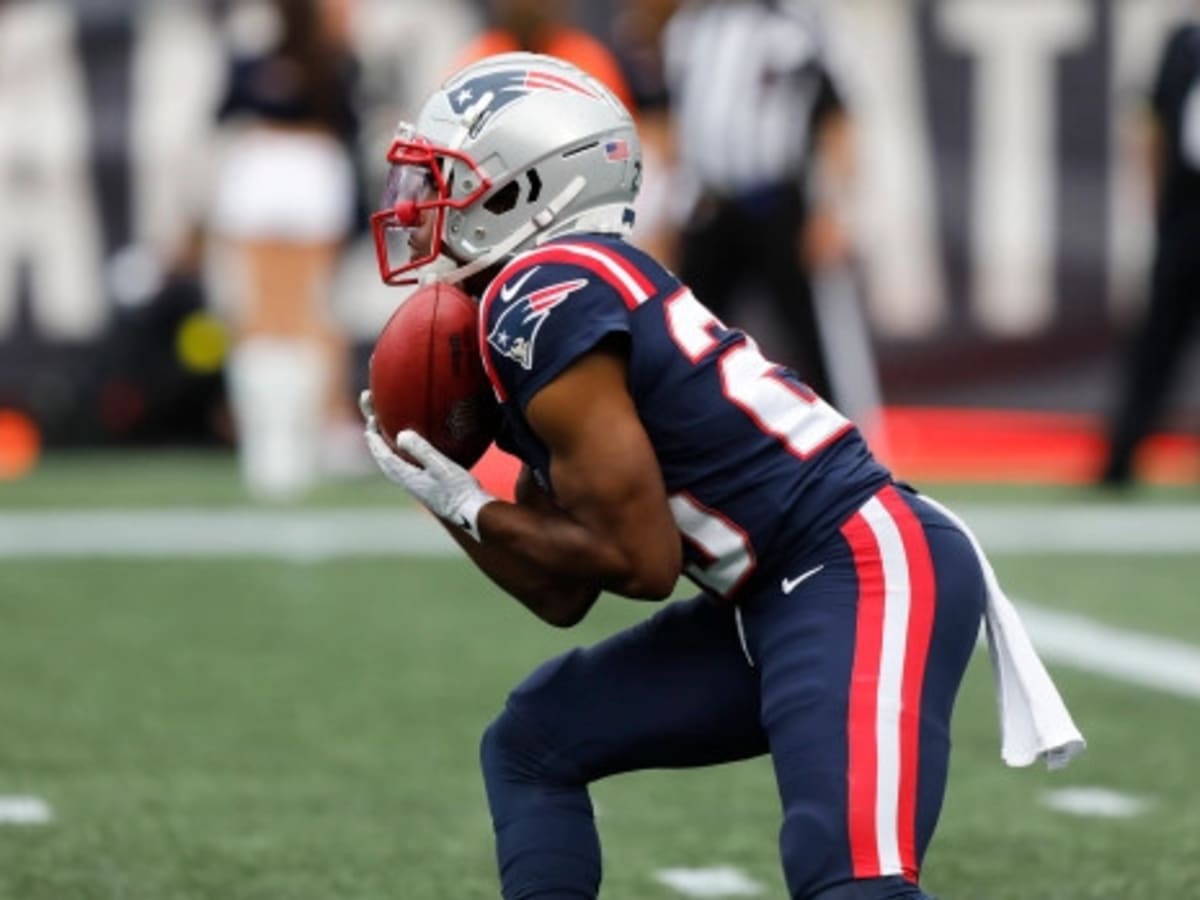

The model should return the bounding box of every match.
[2,452,1199,899]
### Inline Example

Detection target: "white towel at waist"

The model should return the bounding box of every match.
[920,495,1087,770]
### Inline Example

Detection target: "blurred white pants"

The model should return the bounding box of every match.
[210,128,355,243]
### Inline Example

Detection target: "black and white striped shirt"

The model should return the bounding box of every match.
[664,0,843,195]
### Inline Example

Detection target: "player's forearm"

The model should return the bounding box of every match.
[484,498,679,600]
[439,501,623,627]
[447,491,675,625]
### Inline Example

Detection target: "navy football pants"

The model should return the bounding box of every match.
[480,485,986,899]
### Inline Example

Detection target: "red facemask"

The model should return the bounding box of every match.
[371,136,492,285]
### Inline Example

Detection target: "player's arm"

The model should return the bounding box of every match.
[369,339,682,627]
[512,463,575,517]
[482,341,682,607]
[443,342,682,625]
[431,464,613,627]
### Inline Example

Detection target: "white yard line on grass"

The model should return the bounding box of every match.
[0,509,449,561]
[1040,787,1152,819]
[955,503,1200,554]
[1016,603,1200,700]
[0,796,53,825]
[655,867,765,898]
[1,503,1199,559]
[5,507,1200,700]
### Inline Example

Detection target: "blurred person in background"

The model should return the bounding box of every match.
[611,0,681,263]
[350,0,481,185]
[663,0,873,421]
[207,0,362,500]
[456,0,635,114]
[1101,14,1200,487]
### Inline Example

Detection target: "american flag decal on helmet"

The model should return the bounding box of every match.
[604,139,630,162]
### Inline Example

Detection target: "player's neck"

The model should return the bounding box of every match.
[463,262,505,302]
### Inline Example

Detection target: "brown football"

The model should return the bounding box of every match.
[369,282,500,469]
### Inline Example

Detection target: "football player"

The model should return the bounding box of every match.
[362,53,1083,900]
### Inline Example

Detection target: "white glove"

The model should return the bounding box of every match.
[360,390,495,541]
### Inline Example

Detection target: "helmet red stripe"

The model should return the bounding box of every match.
[524,71,596,96]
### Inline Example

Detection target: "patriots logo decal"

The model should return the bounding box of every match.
[447,69,598,132]
[488,277,589,370]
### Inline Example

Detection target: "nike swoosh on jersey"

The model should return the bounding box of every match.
[499,266,541,302]
[781,564,824,595]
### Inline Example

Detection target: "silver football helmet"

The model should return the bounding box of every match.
[372,52,642,286]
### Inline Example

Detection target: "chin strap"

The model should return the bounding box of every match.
[427,175,587,287]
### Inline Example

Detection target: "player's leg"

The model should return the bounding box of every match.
[479,594,767,900]
[739,483,985,899]
[210,126,357,498]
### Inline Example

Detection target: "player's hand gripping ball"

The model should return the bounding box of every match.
[368,281,500,469]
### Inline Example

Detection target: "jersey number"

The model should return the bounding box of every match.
[669,493,756,597]
[664,289,850,458]
[663,290,851,596]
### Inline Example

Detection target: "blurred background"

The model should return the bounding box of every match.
[1,0,1197,491]
[2,3,1200,899]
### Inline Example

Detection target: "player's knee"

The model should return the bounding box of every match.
[479,701,602,900]
[481,650,594,795]
[480,701,573,789]
[480,707,533,785]
[779,806,841,899]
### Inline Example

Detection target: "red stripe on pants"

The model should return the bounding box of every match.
[879,486,937,883]
[840,509,885,878]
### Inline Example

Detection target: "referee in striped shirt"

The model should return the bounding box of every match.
[664,0,859,407]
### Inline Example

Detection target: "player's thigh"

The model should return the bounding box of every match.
[239,240,340,335]
[495,593,768,782]
[740,484,985,890]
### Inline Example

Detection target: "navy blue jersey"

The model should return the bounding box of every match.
[478,234,891,600]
